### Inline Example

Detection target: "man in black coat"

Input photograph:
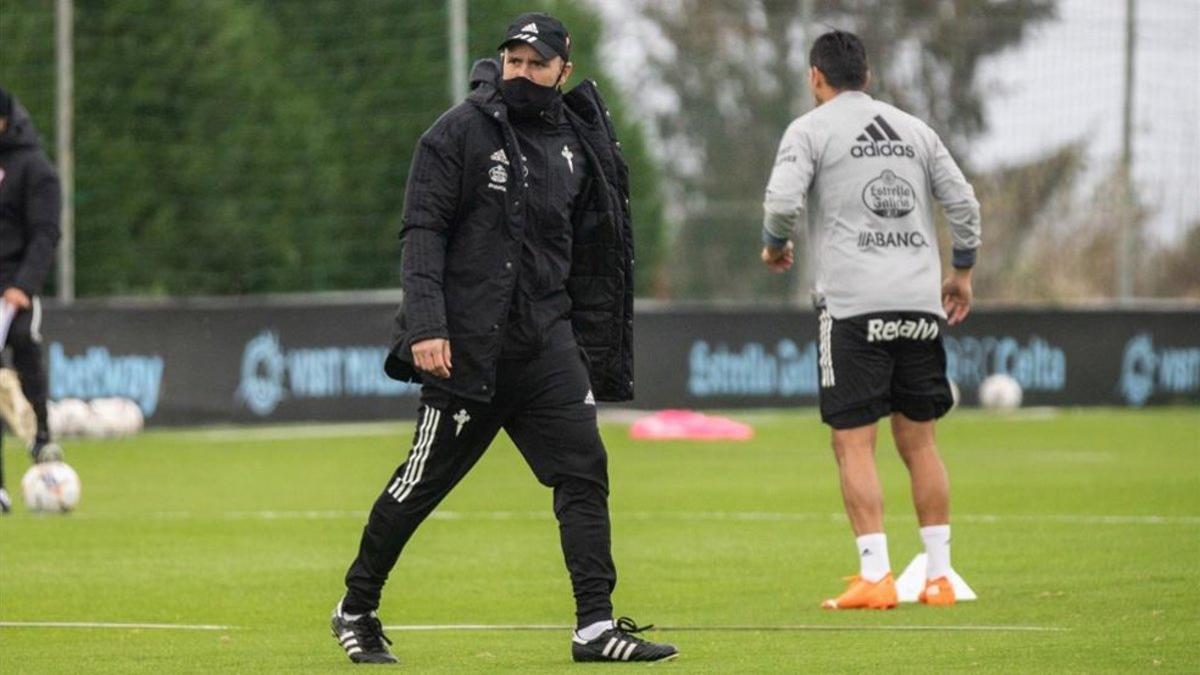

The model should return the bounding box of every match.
[0,87,65,515]
[330,14,677,665]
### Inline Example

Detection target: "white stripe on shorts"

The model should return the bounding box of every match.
[819,308,835,388]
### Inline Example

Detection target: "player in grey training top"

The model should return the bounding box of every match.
[759,30,980,610]
[762,60,980,319]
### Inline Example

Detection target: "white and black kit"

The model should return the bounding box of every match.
[763,90,981,429]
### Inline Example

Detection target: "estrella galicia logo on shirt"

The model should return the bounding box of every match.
[488,164,508,192]
[862,169,916,218]
[487,147,527,192]
[488,147,510,192]
[851,115,915,158]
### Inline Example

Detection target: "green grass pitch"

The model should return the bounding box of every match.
[1,408,1198,672]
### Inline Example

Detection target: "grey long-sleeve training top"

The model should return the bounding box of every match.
[762,90,981,319]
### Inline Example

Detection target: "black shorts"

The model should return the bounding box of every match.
[817,309,954,429]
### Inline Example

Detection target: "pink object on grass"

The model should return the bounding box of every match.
[629,409,754,441]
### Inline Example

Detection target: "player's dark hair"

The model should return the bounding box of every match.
[809,30,869,90]
[0,86,12,119]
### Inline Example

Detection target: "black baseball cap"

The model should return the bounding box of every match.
[498,12,571,61]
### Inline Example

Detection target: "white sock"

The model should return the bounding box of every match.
[921,524,952,580]
[336,600,364,622]
[574,619,614,642]
[856,533,890,582]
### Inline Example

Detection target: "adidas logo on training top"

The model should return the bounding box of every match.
[851,115,915,159]
[490,148,509,165]
[856,115,900,143]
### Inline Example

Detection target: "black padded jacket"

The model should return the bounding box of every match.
[0,100,61,295]
[383,59,635,403]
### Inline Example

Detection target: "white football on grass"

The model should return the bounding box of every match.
[21,461,81,513]
[979,373,1023,410]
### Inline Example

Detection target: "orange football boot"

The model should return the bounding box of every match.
[821,573,898,609]
[919,576,957,605]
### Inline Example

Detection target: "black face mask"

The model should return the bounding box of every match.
[499,76,560,119]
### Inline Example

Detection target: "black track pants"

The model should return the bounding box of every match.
[343,346,615,628]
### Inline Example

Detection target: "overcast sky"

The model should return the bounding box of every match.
[591,0,1200,241]
[974,0,1199,241]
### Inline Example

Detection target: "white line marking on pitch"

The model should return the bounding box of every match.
[60,509,1200,526]
[0,621,1063,634]
[384,624,1066,634]
[163,421,410,443]
[0,621,233,631]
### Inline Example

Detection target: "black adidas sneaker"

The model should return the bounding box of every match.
[330,602,398,664]
[571,617,678,663]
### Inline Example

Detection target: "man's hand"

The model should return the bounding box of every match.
[411,338,452,379]
[2,287,30,310]
[761,241,795,273]
[941,269,973,326]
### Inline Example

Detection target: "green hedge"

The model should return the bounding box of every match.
[0,0,665,297]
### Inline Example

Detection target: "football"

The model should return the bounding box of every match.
[89,398,145,438]
[49,398,92,438]
[978,373,1023,410]
[21,462,82,513]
